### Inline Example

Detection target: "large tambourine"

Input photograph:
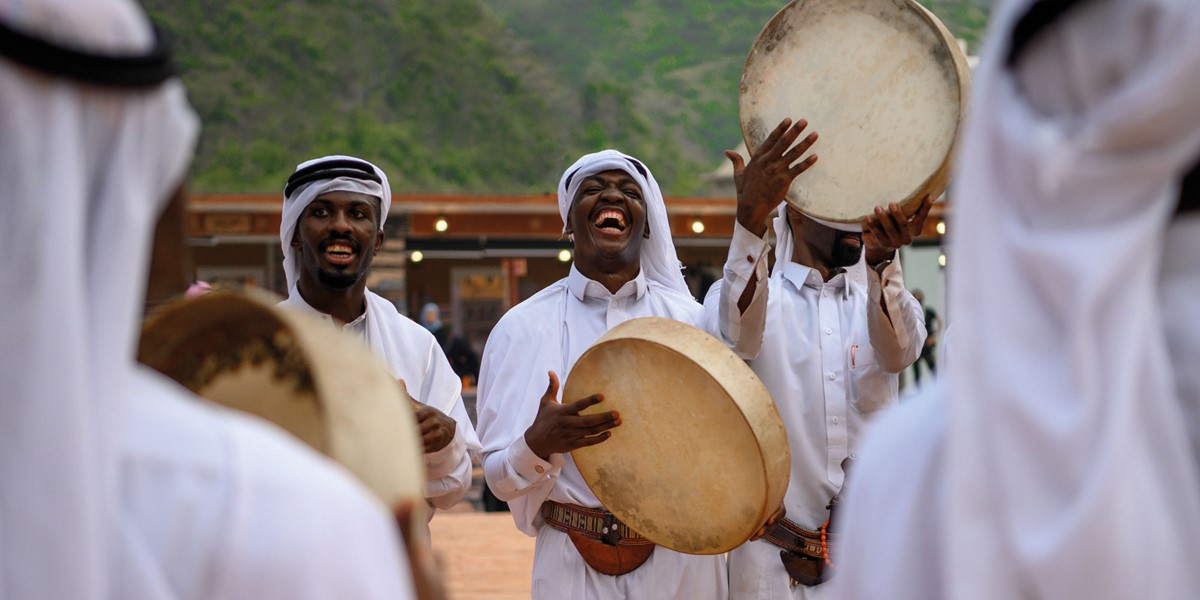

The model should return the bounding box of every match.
[138,291,425,513]
[564,317,790,555]
[740,0,971,229]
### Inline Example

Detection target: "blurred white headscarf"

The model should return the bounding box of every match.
[0,0,199,596]
[280,155,391,291]
[557,149,691,297]
[942,0,1200,597]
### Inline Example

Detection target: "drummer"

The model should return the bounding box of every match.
[702,118,929,596]
[474,145,814,599]
[279,155,480,513]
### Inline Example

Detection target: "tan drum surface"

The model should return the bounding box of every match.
[138,291,424,512]
[564,318,789,555]
[740,0,970,227]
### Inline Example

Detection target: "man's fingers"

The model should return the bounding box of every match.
[887,203,913,245]
[874,205,903,244]
[724,149,746,177]
[560,393,605,414]
[788,154,818,178]
[755,118,793,157]
[572,431,612,449]
[909,194,935,235]
[573,413,621,436]
[781,132,818,166]
[541,371,560,403]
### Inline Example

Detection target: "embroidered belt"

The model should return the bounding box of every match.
[540,501,655,576]
[762,517,836,587]
[540,501,652,546]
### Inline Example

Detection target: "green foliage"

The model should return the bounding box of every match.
[145,0,987,195]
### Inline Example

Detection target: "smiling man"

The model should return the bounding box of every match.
[279,155,480,514]
[474,141,815,599]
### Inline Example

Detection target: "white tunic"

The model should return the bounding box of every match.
[476,229,768,599]
[704,229,924,599]
[119,366,413,599]
[281,288,480,510]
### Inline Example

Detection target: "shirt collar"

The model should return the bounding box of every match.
[567,264,648,302]
[780,261,852,299]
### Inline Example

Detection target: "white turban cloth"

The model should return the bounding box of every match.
[280,155,391,291]
[557,149,691,296]
[0,0,199,596]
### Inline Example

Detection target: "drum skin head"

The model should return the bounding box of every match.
[740,0,971,227]
[138,291,425,513]
[565,318,790,555]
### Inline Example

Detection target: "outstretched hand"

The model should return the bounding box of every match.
[728,118,819,236]
[862,194,934,265]
[524,371,621,461]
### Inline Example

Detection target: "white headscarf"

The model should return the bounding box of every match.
[943,0,1200,597]
[557,149,691,296]
[0,0,199,596]
[280,155,391,291]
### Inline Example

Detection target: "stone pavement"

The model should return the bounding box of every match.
[429,512,534,600]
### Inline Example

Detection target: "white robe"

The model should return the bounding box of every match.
[704,226,924,599]
[281,287,480,510]
[119,366,414,599]
[476,265,731,600]
[834,1,1200,598]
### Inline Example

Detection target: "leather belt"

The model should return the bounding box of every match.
[762,517,836,587]
[540,501,652,546]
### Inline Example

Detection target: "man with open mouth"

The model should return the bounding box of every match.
[474,138,816,599]
[280,155,481,517]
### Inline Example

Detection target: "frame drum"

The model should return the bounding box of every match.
[740,0,970,228]
[565,318,789,555]
[138,291,425,512]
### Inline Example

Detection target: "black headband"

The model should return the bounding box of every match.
[0,18,175,86]
[284,158,382,197]
[563,157,649,191]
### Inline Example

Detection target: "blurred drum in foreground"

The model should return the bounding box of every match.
[740,0,971,229]
[138,291,425,515]
[565,317,790,555]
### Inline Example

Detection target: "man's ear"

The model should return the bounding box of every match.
[374,228,386,254]
[564,215,574,236]
[290,228,300,250]
[643,221,650,239]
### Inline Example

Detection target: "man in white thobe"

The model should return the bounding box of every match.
[834,1,1200,598]
[279,155,480,512]
[704,122,928,598]
[475,139,816,599]
[0,1,417,597]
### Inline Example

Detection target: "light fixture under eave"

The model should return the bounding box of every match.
[434,217,449,233]
[410,250,424,263]
[690,218,705,235]
[558,249,572,263]
[937,252,946,268]
[935,220,946,235]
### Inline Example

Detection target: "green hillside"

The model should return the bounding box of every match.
[145,0,987,196]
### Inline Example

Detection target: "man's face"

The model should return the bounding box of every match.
[565,170,650,267]
[291,191,383,289]
[788,205,863,269]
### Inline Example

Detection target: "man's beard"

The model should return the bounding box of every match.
[317,267,361,289]
[831,234,864,268]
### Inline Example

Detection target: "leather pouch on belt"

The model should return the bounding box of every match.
[564,530,655,576]
[779,550,829,586]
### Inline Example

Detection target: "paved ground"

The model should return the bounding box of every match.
[429,511,534,600]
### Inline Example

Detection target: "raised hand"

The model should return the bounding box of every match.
[862,194,934,265]
[728,118,819,236]
[524,371,621,460]
[415,404,458,454]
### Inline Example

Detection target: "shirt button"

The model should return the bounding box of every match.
[832,416,840,424]
[535,465,545,474]
[850,453,857,459]
[746,254,754,263]
[824,327,832,335]
[828,372,837,380]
